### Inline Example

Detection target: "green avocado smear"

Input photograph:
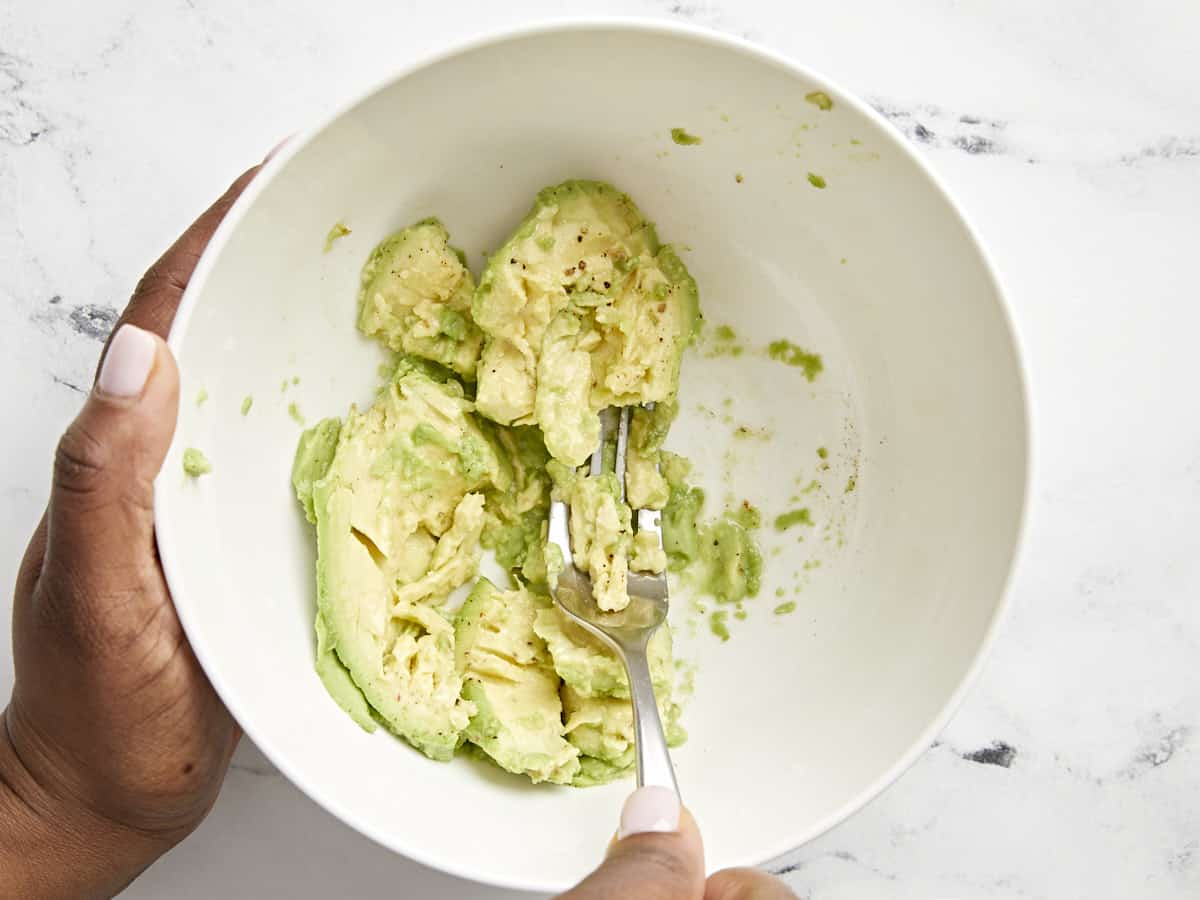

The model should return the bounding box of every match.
[670,127,703,146]
[292,180,762,786]
[183,447,211,477]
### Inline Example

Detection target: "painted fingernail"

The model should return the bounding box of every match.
[618,786,680,839]
[97,325,157,398]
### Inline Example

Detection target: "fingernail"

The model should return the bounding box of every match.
[97,325,157,398]
[618,786,680,839]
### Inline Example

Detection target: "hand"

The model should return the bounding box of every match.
[560,787,797,900]
[1,160,265,898]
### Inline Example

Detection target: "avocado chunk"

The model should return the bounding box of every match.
[532,606,675,700]
[660,451,763,604]
[292,417,342,524]
[563,684,686,774]
[546,461,634,611]
[625,402,675,510]
[480,425,552,583]
[358,218,484,379]
[473,181,699,464]
[314,608,377,733]
[293,418,377,729]
[455,579,580,784]
[309,367,506,760]
[572,755,636,787]
[630,530,667,574]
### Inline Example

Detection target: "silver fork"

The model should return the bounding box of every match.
[547,405,679,797]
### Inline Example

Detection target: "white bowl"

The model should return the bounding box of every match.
[156,20,1029,893]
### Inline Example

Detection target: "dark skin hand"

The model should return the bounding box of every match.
[1,163,262,898]
[0,154,797,900]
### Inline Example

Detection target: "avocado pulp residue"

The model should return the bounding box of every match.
[767,339,824,382]
[183,447,211,477]
[804,91,834,111]
[661,452,763,605]
[324,221,352,252]
[774,508,813,531]
[701,323,746,358]
[709,610,731,641]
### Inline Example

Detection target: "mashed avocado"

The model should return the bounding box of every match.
[358,219,484,379]
[546,461,634,612]
[455,580,579,784]
[534,606,683,785]
[300,363,505,760]
[532,606,675,699]
[625,402,675,510]
[563,685,686,776]
[294,180,775,784]
[479,424,552,582]
[292,417,341,524]
[472,181,699,465]
[182,447,212,477]
[661,452,763,605]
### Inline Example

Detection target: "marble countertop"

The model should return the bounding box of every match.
[2,1,1197,897]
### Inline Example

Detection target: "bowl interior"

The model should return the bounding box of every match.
[157,23,1027,893]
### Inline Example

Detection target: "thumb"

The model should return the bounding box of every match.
[559,787,705,900]
[44,324,179,596]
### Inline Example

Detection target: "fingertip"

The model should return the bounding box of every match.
[93,328,179,435]
[618,785,681,839]
[96,324,158,398]
[605,804,700,858]
[562,800,703,900]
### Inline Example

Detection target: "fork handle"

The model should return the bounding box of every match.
[622,640,681,799]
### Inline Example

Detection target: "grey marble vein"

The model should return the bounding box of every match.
[961,741,1018,768]
[0,49,51,147]
[1120,136,1200,164]
[870,99,1009,156]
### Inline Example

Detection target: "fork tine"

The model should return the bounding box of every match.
[578,406,668,600]
[590,407,618,477]
[614,407,630,503]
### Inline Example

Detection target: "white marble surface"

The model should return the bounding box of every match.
[2,1,1198,897]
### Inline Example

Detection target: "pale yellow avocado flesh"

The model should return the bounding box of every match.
[357,219,484,379]
[473,181,698,465]
[455,580,580,784]
[294,181,707,784]
[302,366,505,761]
